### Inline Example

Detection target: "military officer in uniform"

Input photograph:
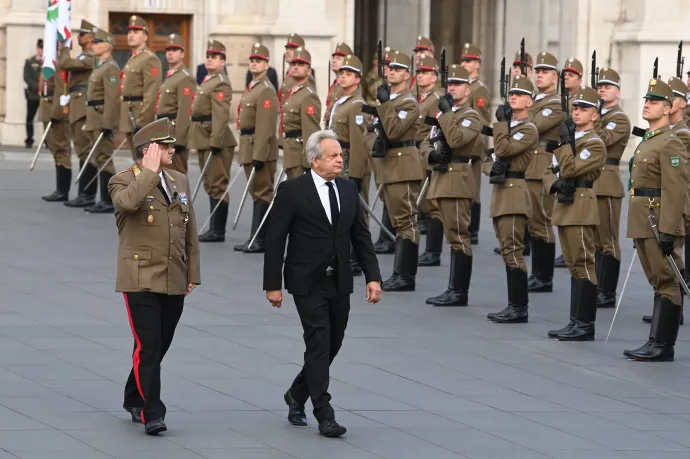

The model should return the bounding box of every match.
[60,20,97,208]
[593,68,631,307]
[279,33,316,105]
[511,51,533,78]
[414,54,445,267]
[410,36,435,96]
[544,86,605,341]
[84,28,121,214]
[281,47,321,179]
[484,75,538,323]
[527,52,561,292]
[324,42,354,127]
[108,118,200,435]
[188,39,235,243]
[421,65,481,304]
[38,71,71,202]
[155,33,196,174]
[120,15,163,160]
[234,43,279,253]
[624,78,687,362]
[460,43,490,245]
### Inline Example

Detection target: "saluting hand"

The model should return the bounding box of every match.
[366,281,382,304]
[267,290,283,308]
[142,143,162,172]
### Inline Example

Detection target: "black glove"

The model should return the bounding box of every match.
[426,169,432,179]
[428,149,450,165]
[101,128,112,137]
[376,84,390,103]
[350,176,362,191]
[551,179,575,196]
[490,158,508,176]
[438,93,454,114]
[372,136,386,157]
[174,144,185,154]
[252,159,265,171]
[210,146,222,155]
[50,118,60,124]
[659,233,676,257]
[559,119,576,145]
[495,104,512,122]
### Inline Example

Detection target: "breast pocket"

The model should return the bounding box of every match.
[118,249,151,289]
[240,101,256,128]
[637,156,657,176]
[141,203,163,227]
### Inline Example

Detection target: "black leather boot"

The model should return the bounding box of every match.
[418,218,443,266]
[685,236,690,285]
[382,238,418,291]
[554,278,597,341]
[244,200,269,253]
[65,161,96,207]
[624,296,681,362]
[488,266,529,323]
[200,197,221,242]
[373,204,396,254]
[549,277,578,338]
[529,239,554,292]
[555,253,567,268]
[523,229,531,256]
[643,294,660,324]
[426,249,472,306]
[42,165,71,202]
[469,203,480,245]
[350,245,363,276]
[85,171,115,213]
[528,237,540,287]
[597,254,620,308]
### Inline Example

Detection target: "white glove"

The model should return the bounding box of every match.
[552,154,560,178]
[59,94,70,107]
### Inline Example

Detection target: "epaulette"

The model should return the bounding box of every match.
[116,167,133,176]
[351,99,365,105]
[306,87,315,94]
[402,96,417,103]
[163,169,176,181]
[262,80,277,93]
[182,68,190,77]
[218,73,227,83]
[432,92,440,99]
[462,107,478,115]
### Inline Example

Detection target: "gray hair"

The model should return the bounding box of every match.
[305,130,339,165]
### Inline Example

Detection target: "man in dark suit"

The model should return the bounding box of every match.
[263,129,382,438]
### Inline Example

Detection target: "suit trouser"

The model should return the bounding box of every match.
[383,180,421,243]
[636,237,684,305]
[557,225,598,283]
[70,118,93,162]
[243,161,277,204]
[45,120,71,168]
[170,147,189,175]
[527,179,555,243]
[290,274,350,422]
[594,197,622,260]
[123,292,184,423]
[494,214,527,271]
[26,98,39,142]
[198,148,233,201]
[437,197,472,255]
[88,130,115,174]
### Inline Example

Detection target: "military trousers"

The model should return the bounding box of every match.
[493,215,527,271]
[635,237,684,305]
[70,118,93,162]
[383,181,421,244]
[471,159,482,204]
[594,196,622,260]
[243,161,277,204]
[527,179,555,243]
[437,197,472,255]
[286,166,307,180]
[87,130,115,175]
[170,147,189,175]
[557,225,598,283]
[197,148,234,202]
[45,120,71,169]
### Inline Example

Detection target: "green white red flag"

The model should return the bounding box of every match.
[41,0,71,82]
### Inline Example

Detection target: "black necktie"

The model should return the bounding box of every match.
[325,182,339,229]
[158,182,170,205]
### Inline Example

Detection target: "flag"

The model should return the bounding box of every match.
[41,0,59,81]
[57,0,72,47]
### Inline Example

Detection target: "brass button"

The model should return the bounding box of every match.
[170,224,173,227]
[636,150,640,153]
[149,205,154,210]
[644,158,648,162]
[449,167,453,171]
[631,180,634,183]
[133,254,139,261]
[580,193,584,197]
[509,183,513,187]
[170,240,173,244]
[169,256,173,260]
[633,165,636,168]
[397,152,401,156]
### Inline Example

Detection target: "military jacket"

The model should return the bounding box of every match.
[593,104,630,198]
[24,56,41,101]
[282,83,321,169]
[421,104,481,199]
[278,70,316,106]
[109,164,200,295]
[188,72,235,151]
[85,57,121,132]
[415,89,442,170]
[156,65,196,147]
[527,90,562,180]
[57,46,94,123]
[543,130,605,226]
[323,81,344,126]
[328,88,374,179]
[670,121,690,217]
[237,75,279,164]
[119,48,162,133]
[469,78,491,159]
[683,104,690,125]
[38,75,67,123]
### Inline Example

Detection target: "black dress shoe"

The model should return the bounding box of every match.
[123,403,142,423]
[554,254,567,268]
[42,190,68,202]
[144,418,167,435]
[318,419,347,438]
[493,247,501,255]
[283,390,307,426]
[64,194,95,208]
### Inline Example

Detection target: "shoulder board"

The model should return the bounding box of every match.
[521,122,537,130]
[261,80,276,93]
[432,92,440,99]
[462,108,478,115]
[306,87,314,94]
[182,69,190,77]
[218,74,227,83]
[587,136,604,144]
[163,169,176,181]
[351,99,365,105]
[548,98,561,103]
[401,96,417,102]
[116,167,133,176]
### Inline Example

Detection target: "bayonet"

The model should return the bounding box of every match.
[677,41,683,78]
[519,38,526,76]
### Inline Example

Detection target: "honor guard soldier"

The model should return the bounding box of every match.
[279,33,316,105]
[84,28,121,214]
[544,86,605,341]
[60,20,97,208]
[155,33,196,174]
[373,50,424,291]
[460,43,490,245]
[120,15,163,160]
[527,51,561,292]
[38,71,71,202]
[324,42,354,127]
[685,68,690,124]
[281,47,321,179]
[410,36,435,96]
[593,68,631,307]
[511,51,533,78]
[189,39,235,242]
[624,78,687,361]
[364,52,383,106]
[485,75,538,323]
[234,43,279,253]
[108,118,200,435]
[414,54,445,267]
[420,65,481,304]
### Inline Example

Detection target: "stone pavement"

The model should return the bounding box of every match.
[1,149,689,459]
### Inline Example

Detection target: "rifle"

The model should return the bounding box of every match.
[677,41,683,78]
[424,48,452,172]
[556,70,575,203]
[519,38,526,76]
[362,39,388,158]
[488,56,510,185]
[632,58,659,137]
[591,50,597,87]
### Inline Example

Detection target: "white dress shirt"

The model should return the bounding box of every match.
[311,169,340,224]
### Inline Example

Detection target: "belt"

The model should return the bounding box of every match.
[450,156,471,164]
[606,158,620,166]
[122,95,144,102]
[386,140,416,149]
[157,114,177,120]
[87,99,104,106]
[240,128,255,136]
[284,129,302,139]
[574,180,594,188]
[338,140,351,149]
[505,171,525,179]
[191,115,212,122]
[633,188,661,197]
[69,85,87,93]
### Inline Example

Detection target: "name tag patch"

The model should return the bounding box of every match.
[461,119,471,127]
[512,132,524,141]
[398,110,408,119]
[606,122,617,130]
[580,149,591,160]
[542,108,552,117]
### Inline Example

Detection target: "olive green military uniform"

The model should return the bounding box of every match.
[623,79,687,362]
[281,48,321,179]
[323,42,353,127]
[364,64,382,106]
[119,15,163,161]
[278,33,316,107]
[563,58,584,114]
[84,29,121,214]
[409,36,435,98]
